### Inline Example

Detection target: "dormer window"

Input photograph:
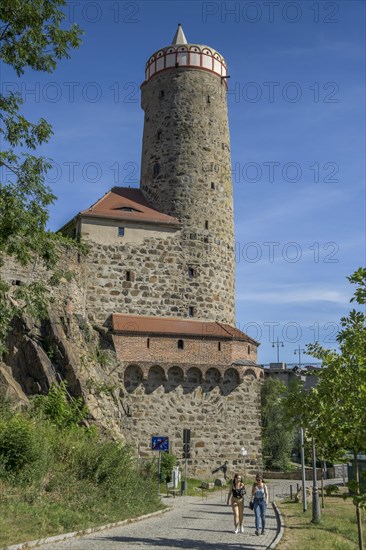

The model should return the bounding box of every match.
[115,206,140,212]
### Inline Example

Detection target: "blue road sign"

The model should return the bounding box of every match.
[151,436,169,452]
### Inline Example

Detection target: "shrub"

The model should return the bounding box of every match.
[325,484,340,496]
[31,381,88,428]
[0,414,38,474]
[161,452,177,483]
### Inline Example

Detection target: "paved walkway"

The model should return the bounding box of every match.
[40,489,279,550]
[37,478,345,550]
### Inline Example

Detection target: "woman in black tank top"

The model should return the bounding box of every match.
[227,473,246,533]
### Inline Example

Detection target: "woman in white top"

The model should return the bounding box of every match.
[250,474,268,535]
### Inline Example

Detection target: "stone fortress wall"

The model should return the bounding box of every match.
[1,28,264,476]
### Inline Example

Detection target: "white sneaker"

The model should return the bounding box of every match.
[240,525,244,533]
[234,528,239,534]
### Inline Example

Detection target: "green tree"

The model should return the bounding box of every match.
[285,268,366,549]
[0,0,83,354]
[261,378,294,471]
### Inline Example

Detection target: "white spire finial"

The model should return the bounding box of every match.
[172,23,187,45]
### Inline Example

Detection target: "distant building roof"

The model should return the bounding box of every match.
[111,314,259,344]
[59,187,180,232]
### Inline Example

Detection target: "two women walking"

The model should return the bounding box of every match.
[227,473,268,536]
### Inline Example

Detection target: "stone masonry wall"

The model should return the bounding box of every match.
[120,363,263,476]
[140,68,235,326]
[84,229,235,326]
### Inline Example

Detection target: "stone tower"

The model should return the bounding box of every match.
[140,25,235,325]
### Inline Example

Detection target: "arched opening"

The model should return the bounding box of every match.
[145,365,165,394]
[166,366,184,392]
[221,368,240,396]
[124,364,143,394]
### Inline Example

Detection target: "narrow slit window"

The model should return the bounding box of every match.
[153,162,160,177]
[126,271,132,281]
[218,342,221,351]
[205,220,209,229]
[157,131,162,141]
[188,267,195,279]
[147,338,150,348]
[178,339,184,350]
[188,306,194,317]
[248,345,251,355]
[159,90,165,98]
[211,182,215,190]
[207,95,211,103]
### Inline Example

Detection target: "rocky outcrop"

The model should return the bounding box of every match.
[1,310,127,440]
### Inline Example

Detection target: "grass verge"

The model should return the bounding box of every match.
[277,496,365,550]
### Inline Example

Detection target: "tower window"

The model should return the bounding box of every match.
[203,237,209,243]
[126,270,132,281]
[178,339,184,350]
[248,345,251,355]
[207,95,211,103]
[188,306,194,317]
[188,267,196,279]
[147,338,150,348]
[153,162,160,177]
[211,182,215,190]
[159,90,165,98]
[205,220,209,229]
[118,227,125,237]
[157,131,162,141]
[218,342,221,351]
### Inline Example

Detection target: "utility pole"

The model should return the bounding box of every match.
[271,337,284,362]
[293,347,307,513]
[311,438,321,523]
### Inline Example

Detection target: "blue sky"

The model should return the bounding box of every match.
[2,0,365,364]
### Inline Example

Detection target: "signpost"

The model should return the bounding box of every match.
[151,436,169,495]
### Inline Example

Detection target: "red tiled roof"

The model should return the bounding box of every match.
[111,314,259,345]
[80,187,180,226]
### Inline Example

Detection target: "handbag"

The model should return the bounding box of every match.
[249,501,254,510]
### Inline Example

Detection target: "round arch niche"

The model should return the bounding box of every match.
[124,365,143,394]
[203,367,221,392]
[221,368,240,396]
[183,367,202,394]
[166,366,184,392]
[145,365,165,394]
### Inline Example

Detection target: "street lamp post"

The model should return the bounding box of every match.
[311,437,321,523]
[271,337,284,363]
[293,347,307,513]
[300,425,307,512]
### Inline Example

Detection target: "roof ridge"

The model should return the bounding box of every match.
[215,321,234,337]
